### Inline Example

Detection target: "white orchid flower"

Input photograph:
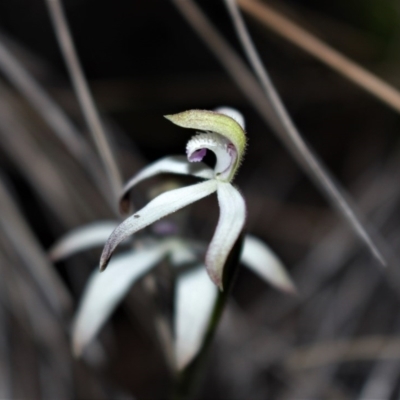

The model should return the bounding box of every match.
[49,107,295,367]
[100,107,248,290]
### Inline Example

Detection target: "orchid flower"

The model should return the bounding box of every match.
[49,107,295,368]
[100,107,248,289]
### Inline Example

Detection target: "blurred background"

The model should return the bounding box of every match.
[0,0,400,398]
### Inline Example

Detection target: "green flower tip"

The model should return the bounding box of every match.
[164,109,247,166]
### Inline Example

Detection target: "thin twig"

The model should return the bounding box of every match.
[172,0,386,266]
[45,0,123,201]
[237,0,400,114]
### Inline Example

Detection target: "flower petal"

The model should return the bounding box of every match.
[165,110,246,159]
[101,180,218,271]
[186,132,236,181]
[214,107,245,129]
[48,221,118,261]
[165,110,247,181]
[73,243,170,356]
[175,265,218,370]
[168,239,198,266]
[119,156,214,214]
[241,235,296,294]
[206,182,246,289]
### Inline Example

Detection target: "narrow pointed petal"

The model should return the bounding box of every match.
[101,180,218,271]
[73,243,170,356]
[206,182,246,289]
[120,156,214,214]
[48,221,118,261]
[175,265,218,370]
[241,235,296,294]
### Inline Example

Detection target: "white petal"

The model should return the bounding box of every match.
[168,239,198,266]
[206,182,246,289]
[241,235,296,294]
[48,221,118,261]
[186,133,236,181]
[120,156,214,214]
[175,265,218,370]
[73,243,170,356]
[101,180,218,270]
[214,106,245,129]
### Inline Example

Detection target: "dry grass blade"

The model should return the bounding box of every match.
[251,158,400,328]
[286,336,400,370]
[0,241,110,398]
[45,0,123,201]
[6,261,73,398]
[0,87,81,226]
[0,35,114,209]
[0,251,40,398]
[224,0,386,267]
[0,258,12,399]
[358,340,400,399]
[237,0,400,114]
[0,37,84,163]
[0,176,71,315]
[173,0,386,266]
